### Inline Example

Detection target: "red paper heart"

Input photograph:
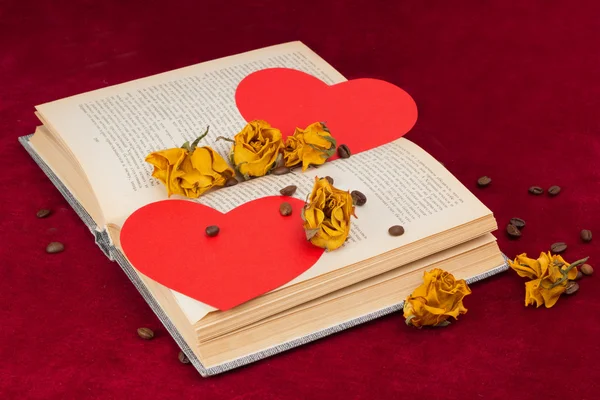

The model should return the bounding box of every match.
[120,197,324,310]
[235,68,418,156]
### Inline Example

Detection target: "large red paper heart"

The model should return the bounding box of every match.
[120,197,324,310]
[235,68,418,156]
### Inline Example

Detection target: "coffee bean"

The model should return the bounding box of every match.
[225,177,239,187]
[351,190,367,206]
[337,144,351,159]
[581,229,593,243]
[509,218,526,229]
[325,176,334,185]
[550,242,567,253]
[506,224,521,238]
[477,176,491,187]
[548,185,561,196]
[46,242,64,254]
[271,166,291,175]
[528,186,544,195]
[178,351,190,364]
[388,225,405,236]
[137,327,154,340]
[279,185,297,197]
[279,202,293,216]
[36,209,51,218]
[575,271,583,280]
[565,281,579,295]
[205,225,220,237]
[581,264,594,276]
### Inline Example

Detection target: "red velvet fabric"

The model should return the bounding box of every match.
[2,1,600,398]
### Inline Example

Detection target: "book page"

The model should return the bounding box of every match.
[170,137,493,322]
[35,41,493,322]
[174,137,491,321]
[28,127,106,226]
[35,41,346,226]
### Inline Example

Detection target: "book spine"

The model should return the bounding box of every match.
[19,135,209,375]
[19,135,115,261]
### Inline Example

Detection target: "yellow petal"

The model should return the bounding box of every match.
[210,152,234,176]
[408,297,443,327]
[233,143,259,165]
[303,125,334,149]
[540,283,565,308]
[411,273,431,299]
[567,267,578,280]
[146,148,189,196]
[283,147,302,168]
[309,219,349,251]
[421,303,452,325]
[190,147,234,179]
[189,148,214,174]
[551,254,570,267]
[509,253,542,279]
[146,148,188,166]
[537,251,553,278]
[524,279,545,307]
[303,206,325,230]
[151,168,168,185]
[301,148,328,171]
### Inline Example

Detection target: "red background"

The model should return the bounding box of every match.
[2,1,599,399]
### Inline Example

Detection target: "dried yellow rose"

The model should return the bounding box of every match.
[283,122,337,171]
[508,252,581,308]
[302,177,355,251]
[403,269,471,328]
[146,128,235,198]
[231,120,283,178]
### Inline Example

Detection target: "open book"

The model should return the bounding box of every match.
[21,41,507,376]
